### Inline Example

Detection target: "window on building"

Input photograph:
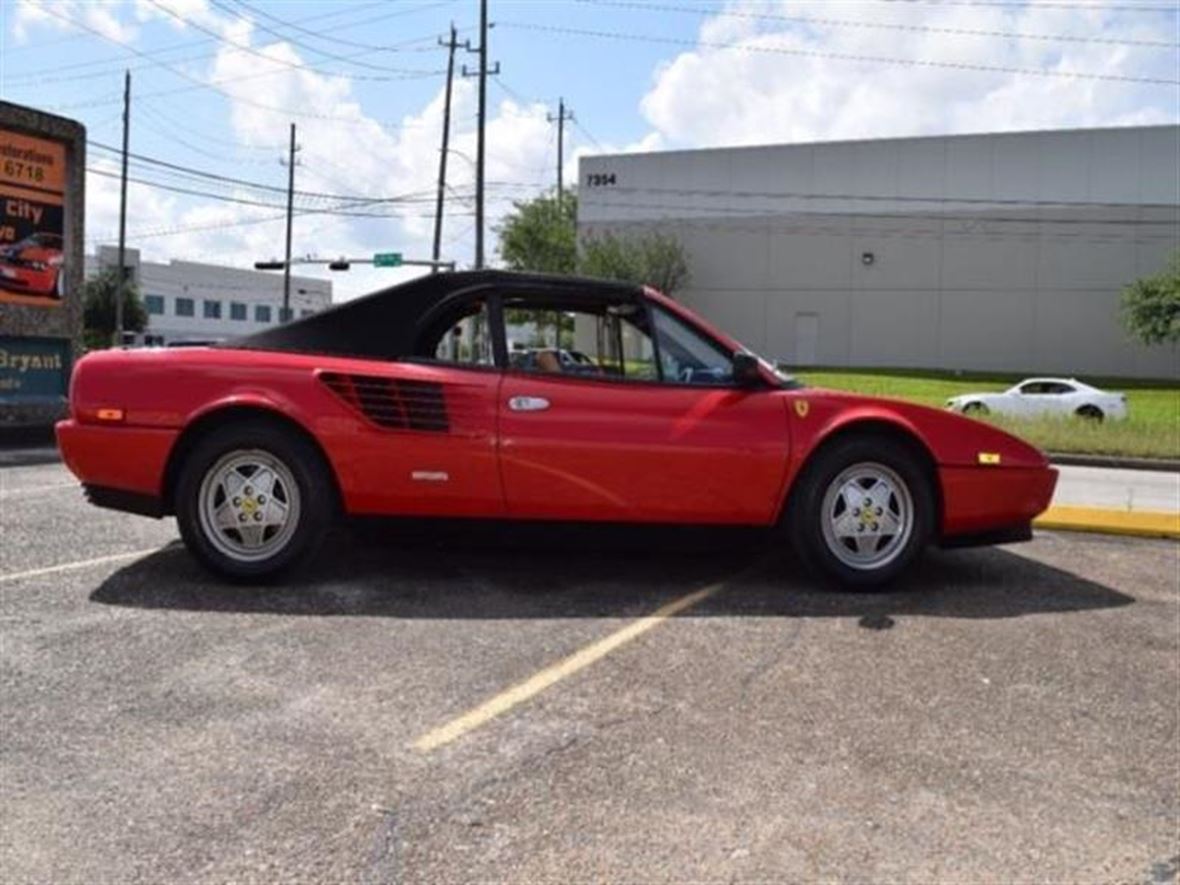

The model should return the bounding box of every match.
[175,297,194,317]
[279,307,293,323]
[301,309,315,318]
[144,294,165,315]
[203,299,221,319]
[230,302,247,321]
[255,305,272,323]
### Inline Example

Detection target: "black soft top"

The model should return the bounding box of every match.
[227,269,642,360]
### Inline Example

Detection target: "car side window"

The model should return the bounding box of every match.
[651,306,735,386]
[1045,382,1075,394]
[502,298,658,381]
[426,298,495,366]
[1019,382,1044,395]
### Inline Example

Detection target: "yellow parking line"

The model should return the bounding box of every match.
[1035,506,1180,539]
[0,549,160,584]
[413,576,733,753]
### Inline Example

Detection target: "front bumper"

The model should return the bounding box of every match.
[939,464,1058,540]
[55,419,177,511]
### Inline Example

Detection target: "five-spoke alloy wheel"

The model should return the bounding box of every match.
[176,419,334,581]
[787,434,933,588]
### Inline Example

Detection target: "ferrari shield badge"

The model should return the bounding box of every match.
[794,399,810,418]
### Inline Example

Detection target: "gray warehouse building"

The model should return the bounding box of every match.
[578,125,1179,379]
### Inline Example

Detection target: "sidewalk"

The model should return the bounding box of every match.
[1037,465,1180,539]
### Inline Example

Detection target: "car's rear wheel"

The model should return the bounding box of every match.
[787,435,934,588]
[1076,405,1104,422]
[175,420,334,581]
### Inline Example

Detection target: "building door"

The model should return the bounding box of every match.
[794,313,819,365]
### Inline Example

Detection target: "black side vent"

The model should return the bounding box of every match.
[320,373,450,432]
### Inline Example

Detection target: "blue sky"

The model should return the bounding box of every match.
[2,0,1176,299]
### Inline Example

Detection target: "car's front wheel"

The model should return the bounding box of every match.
[787,435,934,588]
[175,420,334,581]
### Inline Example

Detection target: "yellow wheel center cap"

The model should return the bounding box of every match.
[241,498,258,515]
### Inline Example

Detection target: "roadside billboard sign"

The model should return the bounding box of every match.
[0,335,70,405]
[0,127,67,307]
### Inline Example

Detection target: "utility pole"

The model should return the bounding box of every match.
[432,24,458,272]
[462,0,498,269]
[280,123,299,321]
[114,69,130,346]
[547,97,574,209]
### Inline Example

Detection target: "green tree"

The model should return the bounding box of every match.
[579,230,690,295]
[497,191,578,274]
[1121,251,1180,346]
[82,268,148,349]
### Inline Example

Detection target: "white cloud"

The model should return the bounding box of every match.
[637,0,1179,147]
[13,0,138,44]
[80,2,572,300]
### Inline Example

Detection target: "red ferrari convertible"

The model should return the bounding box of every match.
[57,271,1056,586]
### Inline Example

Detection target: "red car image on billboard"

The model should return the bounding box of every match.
[1,128,66,306]
[0,232,64,299]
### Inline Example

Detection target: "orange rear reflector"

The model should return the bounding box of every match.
[96,408,125,422]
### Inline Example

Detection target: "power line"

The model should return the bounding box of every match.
[35,4,444,125]
[574,0,1180,49]
[875,0,1176,11]
[222,0,465,57]
[496,22,1179,85]
[88,140,440,203]
[205,0,438,75]
[85,167,462,218]
[142,0,444,81]
[6,0,411,83]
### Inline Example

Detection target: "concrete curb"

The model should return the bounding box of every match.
[1049,453,1180,472]
[1035,506,1180,540]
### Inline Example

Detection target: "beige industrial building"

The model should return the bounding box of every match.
[578,125,1179,379]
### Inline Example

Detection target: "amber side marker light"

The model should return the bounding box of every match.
[978,452,1002,465]
[96,408,125,422]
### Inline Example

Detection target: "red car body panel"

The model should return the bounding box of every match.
[56,277,1057,542]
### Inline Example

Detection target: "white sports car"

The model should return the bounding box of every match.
[946,378,1128,422]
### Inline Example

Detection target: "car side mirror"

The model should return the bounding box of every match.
[732,351,762,387]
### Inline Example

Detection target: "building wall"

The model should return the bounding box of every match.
[87,247,332,345]
[579,126,1180,379]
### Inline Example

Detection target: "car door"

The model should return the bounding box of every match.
[496,292,790,525]
[320,292,506,518]
[1013,381,1049,416]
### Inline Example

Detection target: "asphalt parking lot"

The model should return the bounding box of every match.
[1,459,1178,884]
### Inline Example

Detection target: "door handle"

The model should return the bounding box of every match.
[508,395,551,412]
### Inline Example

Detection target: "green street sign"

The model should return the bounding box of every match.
[373,252,403,267]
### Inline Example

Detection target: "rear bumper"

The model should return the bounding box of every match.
[55,419,177,513]
[939,464,1058,540]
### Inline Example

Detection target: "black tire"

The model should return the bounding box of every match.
[963,401,989,416]
[1076,405,1104,422]
[786,434,935,589]
[175,419,335,581]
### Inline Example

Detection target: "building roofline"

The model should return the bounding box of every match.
[584,123,1179,163]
